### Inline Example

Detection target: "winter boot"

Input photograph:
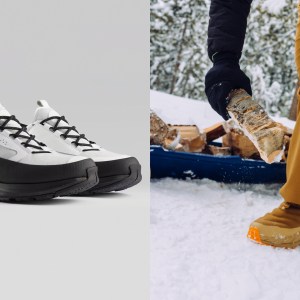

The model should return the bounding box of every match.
[248,202,300,249]
[227,89,286,164]
[0,103,98,201]
[27,100,142,194]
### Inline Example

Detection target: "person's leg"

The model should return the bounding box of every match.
[247,4,300,248]
[279,4,300,203]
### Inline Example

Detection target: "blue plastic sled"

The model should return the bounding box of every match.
[150,144,287,184]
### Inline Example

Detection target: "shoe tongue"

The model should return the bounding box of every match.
[34,100,61,121]
[0,103,43,150]
[35,100,99,151]
[0,103,12,117]
[35,100,72,132]
[0,103,22,129]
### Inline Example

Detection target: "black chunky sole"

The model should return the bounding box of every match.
[79,157,142,195]
[0,166,99,202]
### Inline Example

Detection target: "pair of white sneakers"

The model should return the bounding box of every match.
[0,100,142,201]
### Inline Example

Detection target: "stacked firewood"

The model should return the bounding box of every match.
[150,110,292,162]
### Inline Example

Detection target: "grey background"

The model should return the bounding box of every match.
[0,1,149,300]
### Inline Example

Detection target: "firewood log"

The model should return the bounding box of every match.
[203,122,226,142]
[227,89,285,163]
[204,145,231,156]
[170,125,206,152]
[222,129,260,159]
[150,110,180,150]
[282,135,291,162]
[276,123,293,137]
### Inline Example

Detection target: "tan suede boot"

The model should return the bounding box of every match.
[248,202,300,248]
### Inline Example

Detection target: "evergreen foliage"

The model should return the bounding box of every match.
[150,0,298,116]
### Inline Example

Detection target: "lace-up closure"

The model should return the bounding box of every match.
[40,116,99,152]
[0,115,50,154]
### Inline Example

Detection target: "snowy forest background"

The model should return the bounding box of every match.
[150,0,298,117]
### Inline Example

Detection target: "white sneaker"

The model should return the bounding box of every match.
[0,103,98,201]
[27,100,142,193]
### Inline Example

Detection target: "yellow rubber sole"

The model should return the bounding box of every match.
[247,225,298,249]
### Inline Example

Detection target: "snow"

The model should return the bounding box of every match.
[150,90,222,129]
[151,179,300,300]
[262,0,287,15]
[150,91,300,300]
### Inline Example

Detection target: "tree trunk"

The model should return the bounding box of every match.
[289,78,300,121]
[170,16,188,94]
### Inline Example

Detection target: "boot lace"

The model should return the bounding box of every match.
[40,116,100,152]
[0,116,50,154]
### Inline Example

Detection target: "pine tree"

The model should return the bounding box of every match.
[151,0,298,117]
[150,0,211,100]
[150,0,178,93]
[242,0,298,116]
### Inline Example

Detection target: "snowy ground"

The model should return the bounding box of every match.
[150,91,300,300]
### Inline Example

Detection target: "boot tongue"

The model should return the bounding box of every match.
[35,100,99,151]
[0,103,9,115]
[35,100,72,131]
[35,100,60,121]
[0,103,43,150]
[0,104,23,133]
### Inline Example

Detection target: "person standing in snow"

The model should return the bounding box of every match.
[205,0,300,248]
